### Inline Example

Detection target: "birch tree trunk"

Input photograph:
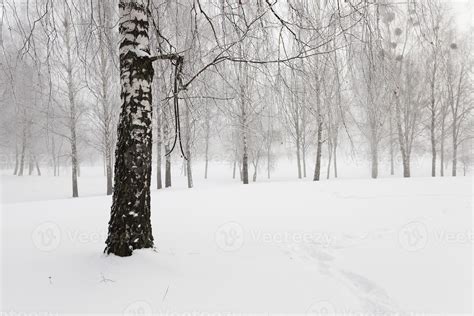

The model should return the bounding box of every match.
[440,111,446,176]
[429,58,437,177]
[239,159,243,181]
[101,33,114,194]
[302,144,307,178]
[64,14,79,198]
[326,139,332,180]
[296,130,302,179]
[101,58,113,195]
[241,112,249,184]
[204,105,210,179]
[267,149,271,179]
[156,96,163,189]
[17,126,26,176]
[184,100,193,188]
[452,117,457,177]
[162,99,172,188]
[232,159,237,179]
[57,152,61,176]
[252,162,258,182]
[313,73,323,182]
[293,71,302,179]
[239,67,249,185]
[394,92,410,178]
[105,0,154,257]
[165,151,171,187]
[450,64,465,177]
[13,144,19,175]
[302,103,307,178]
[34,155,41,176]
[370,129,378,179]
[389,107,395,175]
[154,67,167,190]
[51,137,57,176]
[333,139,338,178]
[28,153,33,176]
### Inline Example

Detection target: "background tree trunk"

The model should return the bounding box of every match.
[13,144,19,175]
[326,140,332,180]
[163,102,172,188]
[165,153,171,187]
[370,137,378,179]
[105,146,113,195]
[34,155,41,176]
[204,105,210,179]
[155,88,163,189]
[313,76,323,182]
[18,129,26,176]
[389,108,395,176]
[240,85,249,184]
[333,139,338,178]
[184,100,193,188]
[296,132,302,179]
[242,133,249,184]
[28,152,34,175]
[440,110,446,177]
[64,14,79,197]
[429,62,437,177]
[232,159,237,179]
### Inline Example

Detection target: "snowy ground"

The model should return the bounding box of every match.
[0,161,472,315]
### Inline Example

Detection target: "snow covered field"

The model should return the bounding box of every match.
[1,163,472,315]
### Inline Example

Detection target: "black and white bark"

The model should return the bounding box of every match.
[105,0,155,257]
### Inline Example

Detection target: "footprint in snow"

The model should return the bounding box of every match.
[282,237,403,315]
[340,270,399,313]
